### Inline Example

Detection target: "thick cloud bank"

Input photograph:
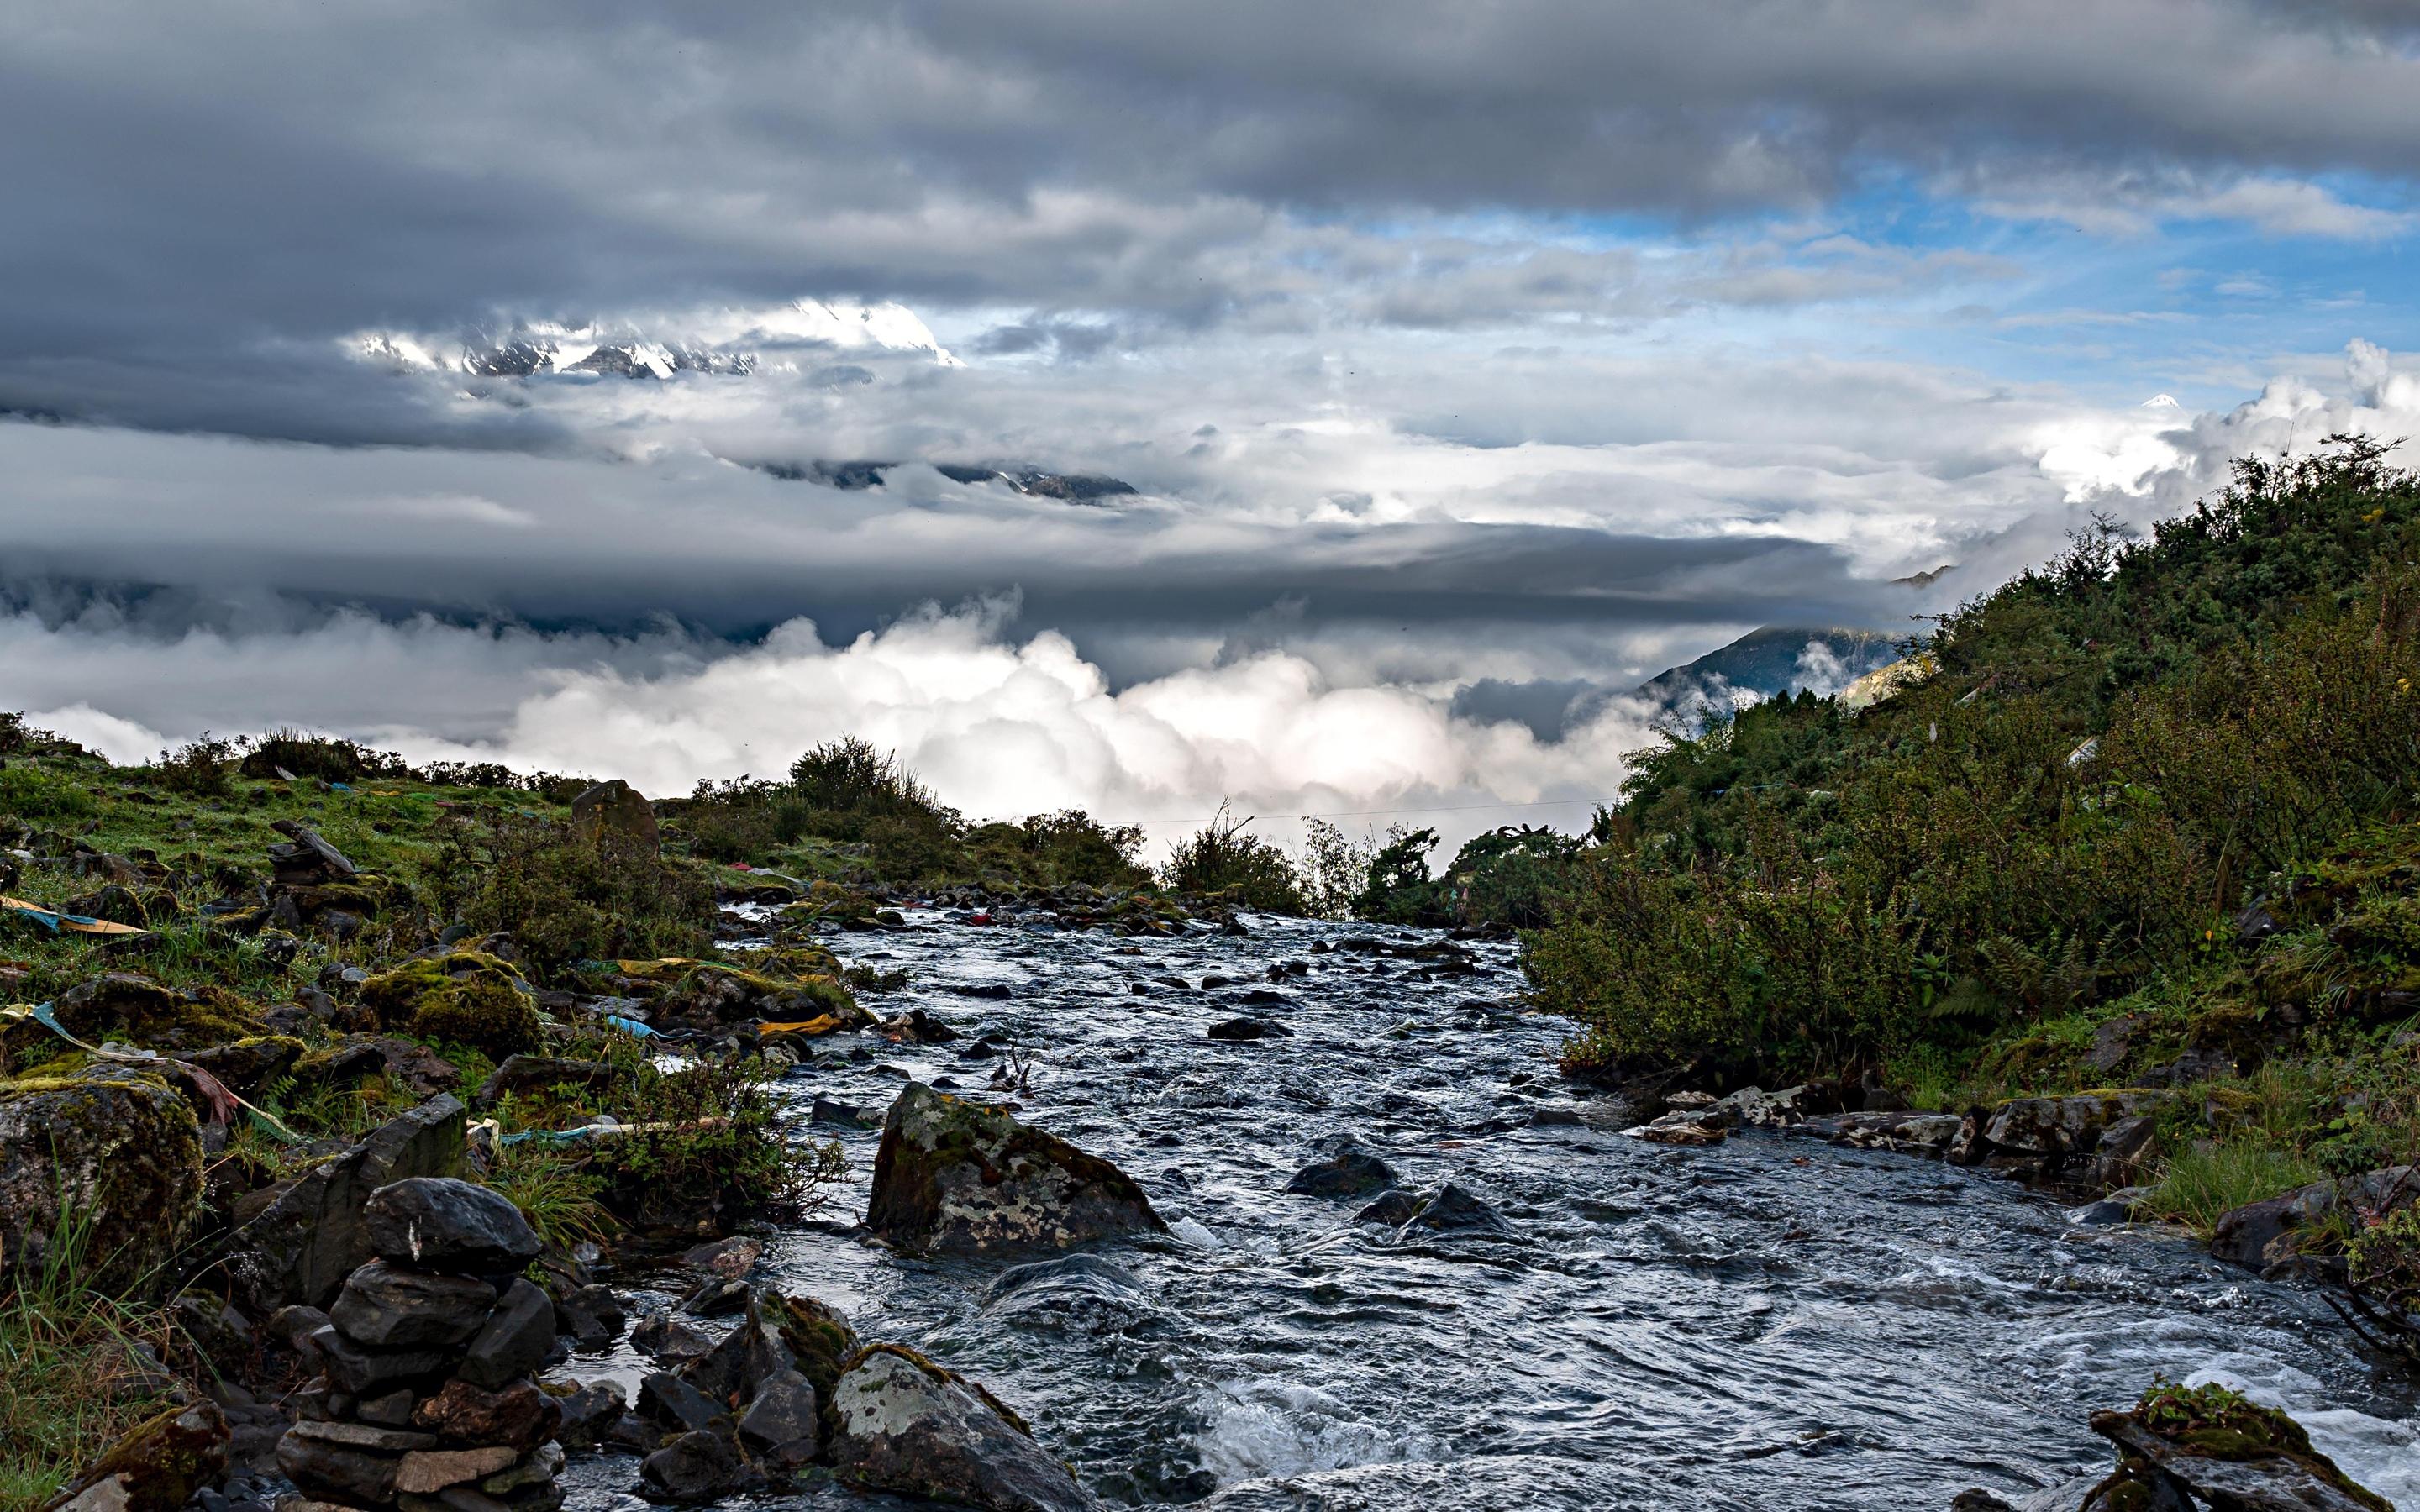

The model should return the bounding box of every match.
[10,601,1660,858]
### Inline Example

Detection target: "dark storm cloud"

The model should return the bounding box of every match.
[6,1,2418,390]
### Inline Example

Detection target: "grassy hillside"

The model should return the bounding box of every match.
[1521,438,2420,1282]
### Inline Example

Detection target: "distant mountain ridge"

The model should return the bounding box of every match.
[1637,626,1905,708]
[351,299,960,381]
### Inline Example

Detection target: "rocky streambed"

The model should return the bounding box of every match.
[544,907,2420,1511]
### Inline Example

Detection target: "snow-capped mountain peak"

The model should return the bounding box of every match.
[347,298,959,381]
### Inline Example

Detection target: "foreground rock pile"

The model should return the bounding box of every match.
[277,1178,566,1512]
[618,1284,1092,1512]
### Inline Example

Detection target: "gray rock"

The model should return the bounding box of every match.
[2093,1407,2386,1511]
[550,1380,627,1452]
[1353,1189,1423,1226]
[829,1348,1092,1512]
[2212,1164,2415,1273]
[221,1095,466,1314]
[552,1283,624,1350]
[630,1310,716,1363]
[570,780,660,856]
[681,1299,795,1406]
[357,1388,420,1427]
[311,1324,455,1395]
[477,1442,563,1495]
[1283,1137,1395,1198]
[459,1280,553,1389]
[276,1427,404,1504]
[736,1368,821,1467]
[331,1260,497,1349]
[638,1373,723,1435]
[1404,1183,1512,1236]
[1206,1016,1291,1042]
[363,1178,541,1274]
[639,1430,744,1504]
[1983,1093,2162,1161]
[866,1083,1163,1255]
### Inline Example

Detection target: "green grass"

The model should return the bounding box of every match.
[477,1146,618,1252]
[0,1195,171,1512]
[2143,1140,2325,1236]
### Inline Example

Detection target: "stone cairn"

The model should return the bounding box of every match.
[276,1178,566,1512]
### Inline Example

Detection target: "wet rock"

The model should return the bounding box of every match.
[866,1083,1164,1254]
[678,1277,752,1316]
[2093,1116,2160,1188]
[638,1373,723,1436]
[568,779,659,855]
[552,1282,624,1350]
[2090,1398,2389,1511]
[412,1379,563,1452]
[1207,1016,1292,1042]
[1835,1110,1965,1155]
[2067,1188,2151,1227]
[1353,1190,1423,1226]
[221,1094,466,1315]
[829,1347,1091,1512]
[678,1235,762,1279]
[877,1008,961,1043]
[1981,1093,2163,1168]
[459,1280,555,1389]
[548,1381,626,1452]
[311,1324,458,1395]
[0,1064,203,1295]
[364,1178,542,1274]
[766,1293,860,1423]
[639,1430,745,1504]
[45,1400,229,1512]
[631,1311,716,1363]
[1402,1182,1512,1236]
[736,1369,821,1467]
[394,1445,519,1495]
[681,1298,796,1406]
[1283,1137,1396,1198]
[330,1261,497,1349]
[1631,1107,1730,1146]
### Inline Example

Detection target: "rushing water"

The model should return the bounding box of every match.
[563,911,2420,1512]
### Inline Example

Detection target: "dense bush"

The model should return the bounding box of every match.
[1530,437,2420,1084]
[1161,804,1305,912]
[424,813,716,979]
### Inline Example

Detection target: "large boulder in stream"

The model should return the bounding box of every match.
[0,1063,203,1294]
[829,1346,1092,1511]
[867,1083,1164,1255]
[2081,1383,2391,1511]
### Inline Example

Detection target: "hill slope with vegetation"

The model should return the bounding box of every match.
[1505,438,2419,1345]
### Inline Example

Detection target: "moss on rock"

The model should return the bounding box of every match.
[0,1063,205,1294]
[359,953,544,1061]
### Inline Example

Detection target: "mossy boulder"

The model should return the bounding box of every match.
[184,1035,307,1097]
[360,952,544,1061]
[867,1083,1163,1255]
[42,1400,229,1512]
[14,974,264,1055]
[0,1063,205,1294]
[2087,1381,2390,1510]
[627,959,867,1034]
[827,1345,1088,1512]
[771,1292,861,1441]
